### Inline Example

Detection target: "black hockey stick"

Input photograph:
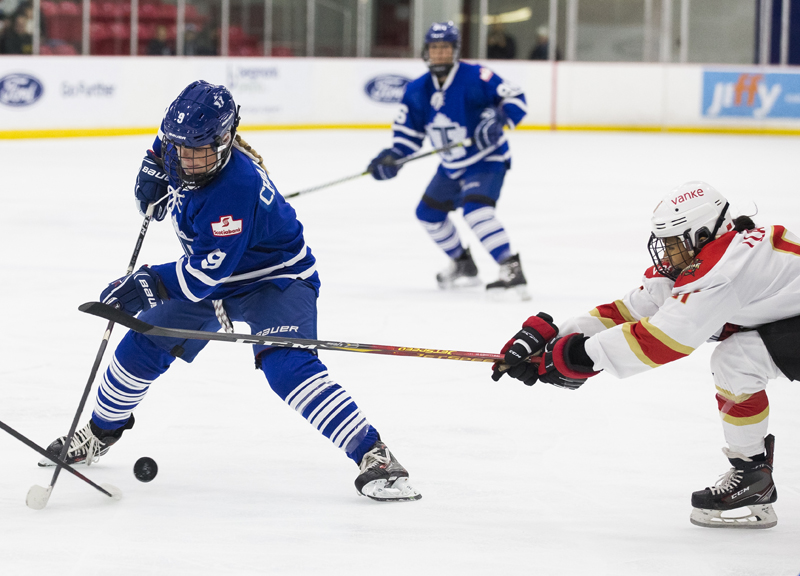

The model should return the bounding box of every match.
[0,419,121,508]
[283,138,473,200]
[31,204,156,510]
[79,301,539,365]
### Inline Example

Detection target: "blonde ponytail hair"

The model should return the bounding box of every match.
[233,134,268,173]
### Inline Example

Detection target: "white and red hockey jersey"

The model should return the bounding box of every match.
[561,226,800,379]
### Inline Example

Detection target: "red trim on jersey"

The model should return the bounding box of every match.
[594,303,628,326]
[629,321,689,365]
[771,225,800,256]
[716,390,769,418]
[674,231,738,288]
[644,265,667,279]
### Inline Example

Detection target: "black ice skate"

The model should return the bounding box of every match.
[486,253,531,301]
[690,434,777,529]
[38,416,135,468]
[355,438,421,502]
[436,247,480,289]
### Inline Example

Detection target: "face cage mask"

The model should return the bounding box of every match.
[647,201,730,280]
[423,43,459,77]
[163,133,234,190]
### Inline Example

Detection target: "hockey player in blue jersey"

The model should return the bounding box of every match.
[368,21,530,299]
[41,80,420,502]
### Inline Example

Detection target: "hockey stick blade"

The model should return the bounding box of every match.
[0,419,121,508]
[79,301,537,364]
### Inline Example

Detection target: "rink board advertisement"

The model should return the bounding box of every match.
[702,69,800,119]
[3,56,800,137]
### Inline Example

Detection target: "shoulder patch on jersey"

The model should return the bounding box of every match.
[674,230,737,288]
[211,215,243,237]
[479,67,494,82]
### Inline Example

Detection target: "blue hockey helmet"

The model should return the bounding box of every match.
[423,21,460,77]
[162,80,240,189]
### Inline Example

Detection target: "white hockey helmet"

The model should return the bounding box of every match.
[647,181,734,279]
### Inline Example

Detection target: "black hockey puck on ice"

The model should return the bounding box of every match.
[133,457,158,482]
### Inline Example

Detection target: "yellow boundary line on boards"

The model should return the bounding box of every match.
[2,123,800,139]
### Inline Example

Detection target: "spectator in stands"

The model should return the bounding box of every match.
[487,23,516,59]
[147,24,173,56]
[529,25,560,60]
[184,22,216,56]
[1,4,33,54]
[0,10,8,51]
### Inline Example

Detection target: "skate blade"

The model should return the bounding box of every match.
[359,477,422,502]
[486,284,531,302]
[38,456,87,467]
[690,504,777,529]
[437,277,482,290]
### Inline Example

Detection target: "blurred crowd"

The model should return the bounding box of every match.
[0,0,35,54]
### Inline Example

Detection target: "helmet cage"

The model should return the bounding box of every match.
[161,81,240,190]
[647,201,730,280]
[423,22,460,77]
[163,132,235,190]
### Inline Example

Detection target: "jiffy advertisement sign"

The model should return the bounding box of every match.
[703,70,800,119]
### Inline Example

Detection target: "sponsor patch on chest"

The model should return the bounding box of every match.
[211,215,243,237]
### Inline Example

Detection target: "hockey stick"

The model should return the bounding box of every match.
[78,301,538,365]
[29,204,156,510]
[283,138,473,200]
[0,419,121,508]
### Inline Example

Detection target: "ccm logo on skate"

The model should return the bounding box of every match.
[211,216,243,237]
[256,326,299,335]
[731,486,750,500]
[671,189,704,204]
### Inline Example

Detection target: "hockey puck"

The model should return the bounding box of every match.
[133,457,158,482]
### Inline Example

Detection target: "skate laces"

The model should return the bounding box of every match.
[65,423,105,466]
[359,443,390,473]
[710,468,744,495]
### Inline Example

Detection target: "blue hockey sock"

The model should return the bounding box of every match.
[464,204,512,263]
[92,333,173,430]
[260,349,374,463]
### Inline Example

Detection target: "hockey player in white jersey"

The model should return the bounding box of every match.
[492,181,800,529]
[367,21,530,299]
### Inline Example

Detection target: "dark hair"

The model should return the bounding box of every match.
[733,215,756,232]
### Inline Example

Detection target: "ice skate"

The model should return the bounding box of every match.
[486,253,531,301]
[38,416,135,467]
[436,247,480,289]
[690,434,777,529]
[355,438,421,502]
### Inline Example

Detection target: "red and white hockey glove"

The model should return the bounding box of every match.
[492,312,558,385]
[537,334,600,390]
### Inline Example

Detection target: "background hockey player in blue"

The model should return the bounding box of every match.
[368,21,530,299]
[41,80,420,502]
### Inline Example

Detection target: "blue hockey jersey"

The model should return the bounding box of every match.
[392,62,527,179]
[148,137,318,302]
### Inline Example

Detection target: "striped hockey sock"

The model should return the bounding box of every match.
[284,369,376,462]
[93,353,156,430]
[464,205,512,263]
[420,216,465,259]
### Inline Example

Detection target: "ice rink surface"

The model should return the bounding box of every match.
[1,129,800,575]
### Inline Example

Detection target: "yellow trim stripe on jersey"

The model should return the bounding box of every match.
[621,317,695,368]
[590,299,636,329]
[721,406,770,426]
[715,386,754,404]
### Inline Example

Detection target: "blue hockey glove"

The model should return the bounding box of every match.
[492,313,558,385]
[473,108,506,151]
[100,266,167,316]
[135,150,170,221]
[367,148,403,181]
